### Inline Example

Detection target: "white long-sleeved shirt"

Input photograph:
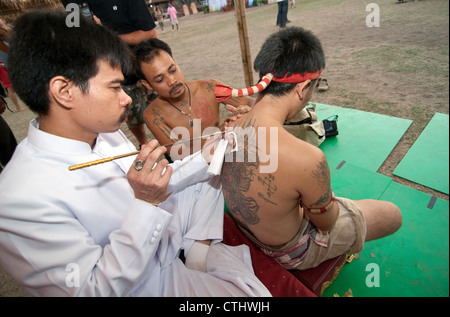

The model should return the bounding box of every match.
[0,119,270,297]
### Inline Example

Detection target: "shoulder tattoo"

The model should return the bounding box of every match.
[206,81,215,93]
[310,157,332,207]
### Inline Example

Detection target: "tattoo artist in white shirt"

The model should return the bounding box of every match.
[0,10,270,297]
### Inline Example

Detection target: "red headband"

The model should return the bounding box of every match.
[271,69,322,83]
[214,69,323,102]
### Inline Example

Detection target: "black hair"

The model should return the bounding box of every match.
[132,38,173,80]
[253,26,325,96]
[133,38,173,64]
[8,9,134,116]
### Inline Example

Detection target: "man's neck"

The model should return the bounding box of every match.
[39,115,98,149]
[252,94,299,125]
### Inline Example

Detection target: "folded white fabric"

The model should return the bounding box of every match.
[206,132,237,176]
[207,139,228,176]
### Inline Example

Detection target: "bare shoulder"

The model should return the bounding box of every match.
[273,130,323,179]
[188,80,221,106]
[280,130,325,166]
[143,98,163,117]
[192,79,219,94]
[278,131,331,203]
[143,98,170,130]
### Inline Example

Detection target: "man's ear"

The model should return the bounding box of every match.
[48,76,76,108]
[140,79,153,91]
[295,79,312,100]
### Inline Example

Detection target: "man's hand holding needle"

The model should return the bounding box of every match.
[128,140,172,206]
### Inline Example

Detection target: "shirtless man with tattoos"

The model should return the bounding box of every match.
[222,27,402,270]
[133,38,255,161]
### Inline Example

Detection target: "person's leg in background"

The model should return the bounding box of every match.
[280,0,289,28]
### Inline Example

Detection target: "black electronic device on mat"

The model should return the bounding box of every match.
[323,115,339,137]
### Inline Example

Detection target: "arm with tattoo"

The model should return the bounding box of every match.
[301,155,339,233]
[144,108,176,145]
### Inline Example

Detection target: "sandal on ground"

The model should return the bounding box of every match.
[318,78,329,91]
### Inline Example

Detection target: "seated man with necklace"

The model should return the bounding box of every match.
[133,38,255,161]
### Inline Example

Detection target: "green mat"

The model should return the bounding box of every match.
[327,155,392,200]
[314,103,413,172]
[313,109,449,297]
[323,181,449,297]
[393,113,449,195]
[225,105,449,297]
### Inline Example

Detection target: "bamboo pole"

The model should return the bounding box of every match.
[234,0,254,87]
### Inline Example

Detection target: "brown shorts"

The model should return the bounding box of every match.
[238,197,367,270]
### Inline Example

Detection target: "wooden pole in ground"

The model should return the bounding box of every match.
[234,0,254,87]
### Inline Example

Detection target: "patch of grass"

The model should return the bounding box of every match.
[438,45,449,56]
[296,0,346,11]
[352,44,449,77]
[316,86,400,117]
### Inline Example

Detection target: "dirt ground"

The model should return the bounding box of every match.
[0,0,448,297]
[152,0,450,202]
[3,0,447,199]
